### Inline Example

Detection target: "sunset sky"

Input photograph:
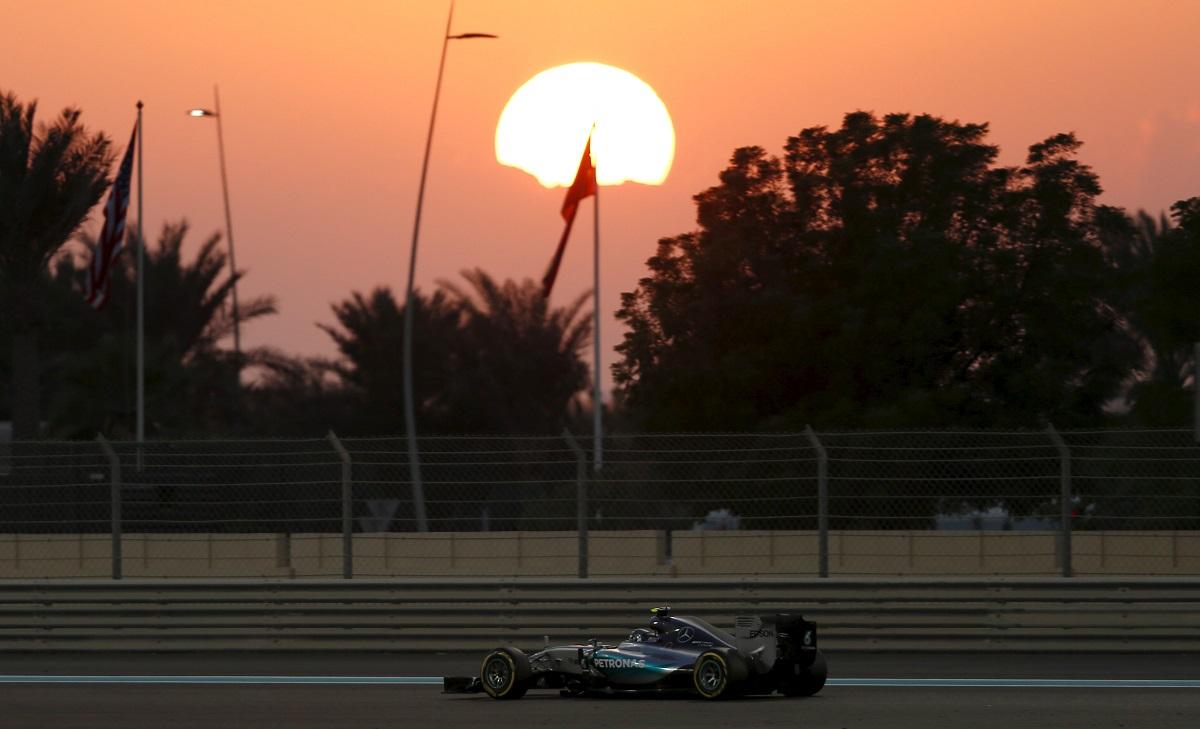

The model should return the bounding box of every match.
[6,0,1200,395]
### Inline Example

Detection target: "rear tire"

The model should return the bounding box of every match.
[779,650,827,697]
[692,651,733,700]
[480,647,530,700]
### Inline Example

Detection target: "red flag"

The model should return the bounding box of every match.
[541,133,597,297]
[85,123,138,310]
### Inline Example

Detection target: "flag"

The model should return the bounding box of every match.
[84,123,138,310]
[541,132,597,297]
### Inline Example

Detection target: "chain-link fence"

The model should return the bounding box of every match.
[1,429,1197,578]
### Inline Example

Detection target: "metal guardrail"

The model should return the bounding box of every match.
[1,578,1197,652]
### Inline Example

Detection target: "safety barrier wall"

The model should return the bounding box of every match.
[3,530,1198,578]
[1,577,1197,652]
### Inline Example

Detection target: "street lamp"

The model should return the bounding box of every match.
[403,1,496,532]
[188,85,241,359]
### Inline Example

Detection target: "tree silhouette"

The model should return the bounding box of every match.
[2,221,277,437]
[1101,205,1200,425]
[0,91,112,439]
[321,270,590,434]
[438,268,590,433]
[241,354,357,436]
[320,286,460,435]
[616,112,1138,430]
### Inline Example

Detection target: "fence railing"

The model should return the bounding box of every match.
[1,428,1198,578]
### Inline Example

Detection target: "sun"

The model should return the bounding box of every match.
[495,62,675,188]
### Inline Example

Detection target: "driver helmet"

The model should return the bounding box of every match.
[650,615,671,634]
[649,606,672,634]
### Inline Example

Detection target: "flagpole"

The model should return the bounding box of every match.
[592,167,602,471]
[136,101,145,453]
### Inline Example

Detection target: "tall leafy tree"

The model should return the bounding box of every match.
[0,92,112,438]
[616,112,1138,430]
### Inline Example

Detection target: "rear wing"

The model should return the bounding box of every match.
[735,613,818,672]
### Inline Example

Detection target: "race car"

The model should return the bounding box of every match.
[443,606,826,700]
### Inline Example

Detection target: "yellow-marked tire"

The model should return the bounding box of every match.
[692,651,731,700]
[480,647,529,700]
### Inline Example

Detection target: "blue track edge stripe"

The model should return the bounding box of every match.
[0,676,445,685]
[0,676,1198,687]
[832,678,1200,688]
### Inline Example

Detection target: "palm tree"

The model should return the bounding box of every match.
[126,221,276,362]
[321,286,461,434]
[1106,208,1200,424]
[0,91,113,439]
[46,221,278,437]
[438,268,591,433]
[321,270,591,434]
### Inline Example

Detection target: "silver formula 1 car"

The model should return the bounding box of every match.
[444,606,827,700]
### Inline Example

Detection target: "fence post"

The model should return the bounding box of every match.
[96,435,121,580]
[327,431,353,579]
[1046,424,1072,578]
[1194,343,1200,443]
[803,426,829,578]
[563,429,588,578]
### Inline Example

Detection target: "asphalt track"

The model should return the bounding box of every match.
[1,653,1197,728]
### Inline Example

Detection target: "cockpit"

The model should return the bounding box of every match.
[625,607,737,649]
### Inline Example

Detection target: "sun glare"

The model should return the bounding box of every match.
[495,62,675,188]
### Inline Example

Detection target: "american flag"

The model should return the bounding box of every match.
[84,123,138,310]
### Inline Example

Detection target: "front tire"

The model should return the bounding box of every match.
[692,651,733,700]
[779,650,827,697]
[480,647,529,700]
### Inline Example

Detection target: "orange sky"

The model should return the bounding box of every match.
[5,0,1200,397]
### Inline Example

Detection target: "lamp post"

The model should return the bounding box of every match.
[187,86,241,359]
[402,1,496,532]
